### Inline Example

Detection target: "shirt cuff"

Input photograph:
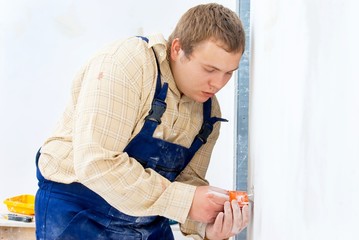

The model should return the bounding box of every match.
[162,182,196,223]
[180,219,207,239]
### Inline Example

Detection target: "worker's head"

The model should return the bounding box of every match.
[168,3,245,103]
[168,3,245,58]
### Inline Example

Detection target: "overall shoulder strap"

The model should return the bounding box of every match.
[187,99,228,159]
[137,36,168,134]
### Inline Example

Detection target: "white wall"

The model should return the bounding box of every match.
[248,0,359,239]
[0,0,236,212]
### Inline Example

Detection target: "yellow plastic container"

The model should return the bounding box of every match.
[3,194,35,215]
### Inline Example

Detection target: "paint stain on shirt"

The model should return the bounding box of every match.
[97,72,104,80]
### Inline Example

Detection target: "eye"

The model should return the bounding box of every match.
[226,71,233,76]
[204,67,215,73]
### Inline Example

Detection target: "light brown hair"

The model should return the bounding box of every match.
[168,3,245,57]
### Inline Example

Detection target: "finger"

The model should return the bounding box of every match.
[212,211,225,234]
[205,195,226,215]
[206,191,229,205]
[241,204,250,227]
[231,200,242,234]
[209,186,229,195]
[221,201,234,236]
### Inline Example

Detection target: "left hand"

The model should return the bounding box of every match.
[204,200,249,240]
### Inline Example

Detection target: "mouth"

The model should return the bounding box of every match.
[202,91,215,98]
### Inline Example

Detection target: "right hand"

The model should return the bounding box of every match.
[188,186,229,223]
[205,201,249,240]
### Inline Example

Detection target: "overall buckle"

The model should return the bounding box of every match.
[145,99,167,124]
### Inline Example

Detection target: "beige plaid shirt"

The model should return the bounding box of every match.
[38,34,223,239]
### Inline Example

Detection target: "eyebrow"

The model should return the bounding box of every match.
[205,64,239,73]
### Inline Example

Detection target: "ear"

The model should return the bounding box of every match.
[170,38,182,61]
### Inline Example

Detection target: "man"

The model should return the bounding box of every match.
[35,3,248,240]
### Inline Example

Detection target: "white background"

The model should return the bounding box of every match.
[6,1,357,240]
[0,0,236,216]
[248,0,359,239]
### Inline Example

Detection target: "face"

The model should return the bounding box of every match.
[169,38,242,103]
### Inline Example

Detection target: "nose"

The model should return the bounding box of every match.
[209,73,232,92]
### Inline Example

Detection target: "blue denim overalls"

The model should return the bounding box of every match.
[35,37,227,239]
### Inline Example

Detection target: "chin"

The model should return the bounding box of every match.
[193,96,210,103]
[184,91,210,103]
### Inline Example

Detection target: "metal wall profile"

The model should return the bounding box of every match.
[235,0,251,239]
